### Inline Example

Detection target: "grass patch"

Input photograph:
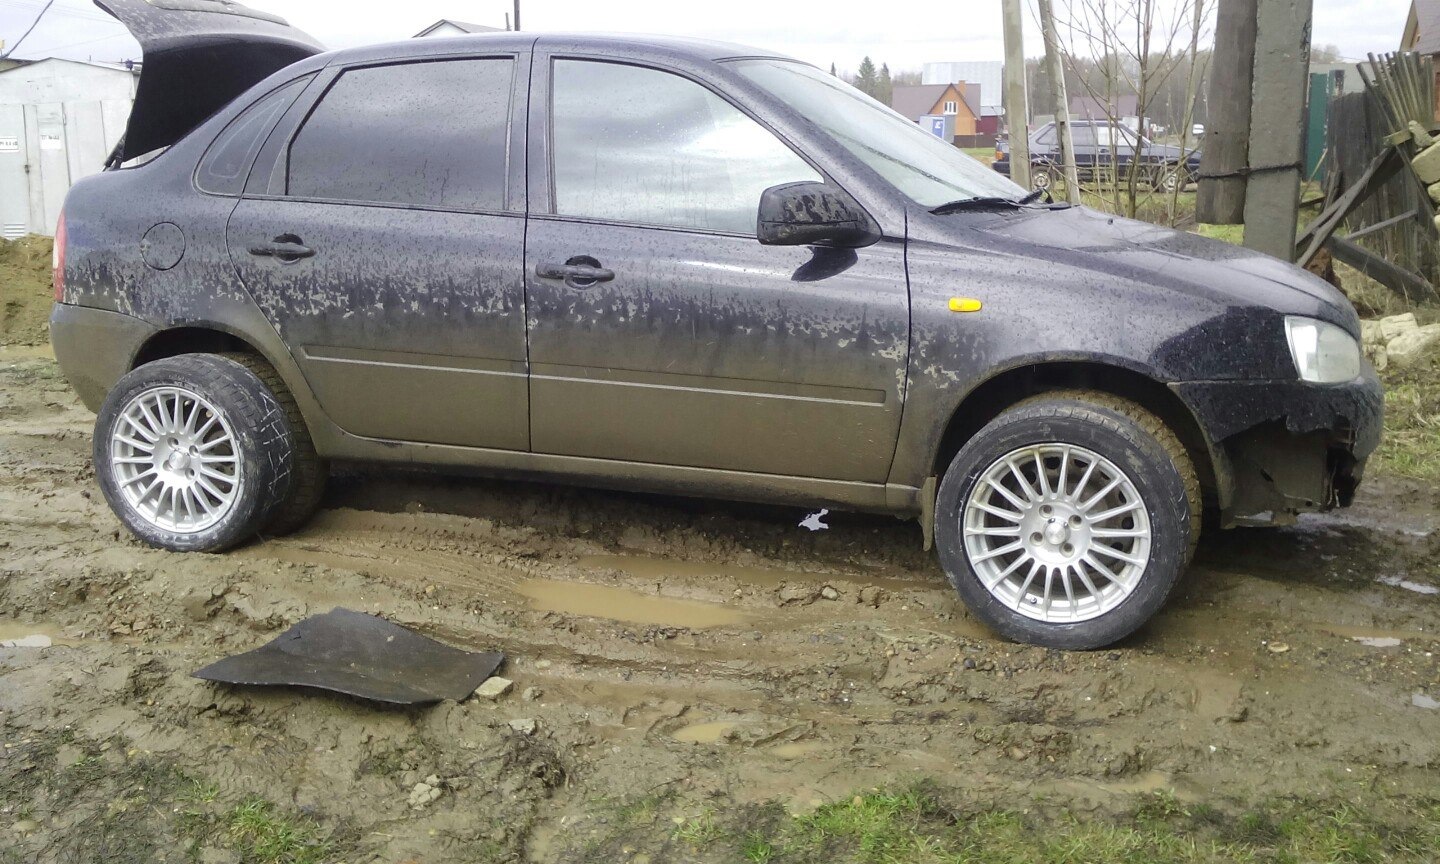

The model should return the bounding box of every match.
[1196,222,1244,245]
[225,797,333,864]
[1376,353,1440,482]
[674,808,725,847]
[676,787,1440,864]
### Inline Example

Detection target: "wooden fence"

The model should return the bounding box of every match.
[1323,81,1440,292]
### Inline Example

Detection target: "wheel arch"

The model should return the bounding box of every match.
[127,321,332,451]
[131,323,262,369]
[928,360,1224,512]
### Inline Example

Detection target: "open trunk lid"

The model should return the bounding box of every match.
[96,0,324,164]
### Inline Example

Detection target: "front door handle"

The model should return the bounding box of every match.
[536,259,615,288]
[248,234,315,263]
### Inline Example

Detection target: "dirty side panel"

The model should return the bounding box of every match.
[227,201,529,450]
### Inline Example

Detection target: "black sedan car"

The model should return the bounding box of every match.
[51,0,1379,649]
[994,120,1203,191]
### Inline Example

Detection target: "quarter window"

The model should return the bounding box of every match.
[550,60,821,234]
[197,76,310,196]
[287,59,512,211]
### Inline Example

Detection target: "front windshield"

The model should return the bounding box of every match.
[733,59,1026,207]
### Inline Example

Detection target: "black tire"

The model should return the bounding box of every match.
[94,354,300,552]
[219,352,327,537]
[1150,163,1181,192]
[934,391,1200,650]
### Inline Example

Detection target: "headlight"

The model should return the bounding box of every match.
[1284,316,1361,383]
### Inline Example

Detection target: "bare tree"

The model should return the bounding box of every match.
[1040,0,1215,222]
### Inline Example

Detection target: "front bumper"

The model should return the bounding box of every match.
[1170,366,1383,524]
[50,303,158,412]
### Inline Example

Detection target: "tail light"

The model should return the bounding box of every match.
[52,211,66,302]
[994,148,1004,162]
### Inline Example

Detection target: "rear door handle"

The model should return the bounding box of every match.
[248,235,315,262]
[536,262,615,281]
[536,260,615,287]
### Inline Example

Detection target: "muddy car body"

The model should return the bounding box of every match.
[51,0,1382,648]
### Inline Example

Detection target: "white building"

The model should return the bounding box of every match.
[413,19,504,38]
[0,58,137,238]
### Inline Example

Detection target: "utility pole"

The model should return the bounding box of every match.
[513,0,521,31]
[1037,0,1080,202]
[1001,0,1032,190]
[1196,0,1258,224]
[1241,0,1313,260]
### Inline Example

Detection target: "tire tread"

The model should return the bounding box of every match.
[218,352,327,537]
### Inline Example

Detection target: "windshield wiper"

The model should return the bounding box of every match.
[930,188,1050,214]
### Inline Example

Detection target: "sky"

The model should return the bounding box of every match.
[0,0,1417,73]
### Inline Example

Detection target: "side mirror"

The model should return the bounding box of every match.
[756,182,878,248]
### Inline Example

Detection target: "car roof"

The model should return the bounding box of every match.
[323,31,797,67]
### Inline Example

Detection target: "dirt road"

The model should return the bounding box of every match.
[2,344,1438,862]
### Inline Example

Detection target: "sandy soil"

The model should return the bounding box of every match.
[2,345,1439,862]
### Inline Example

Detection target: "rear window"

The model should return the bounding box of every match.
[285,59,512,211]
[196,76,311,195]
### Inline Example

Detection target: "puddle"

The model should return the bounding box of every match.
[1190,673,1243,721]
[1413,693,1440,710]
[1354,636,1403,648]
[1102,770,1181,795]
[578,553,935,593]
[514,579,751,628]
[1320,623,1430,645]
[1041,770,1197,803]
[0,622,73,648]
[1377,575,1439,596]
[769,741,824,759]
[672,721,739,744]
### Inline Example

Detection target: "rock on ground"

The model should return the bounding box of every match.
[473,676,514,700]
[1387,323,1440,368]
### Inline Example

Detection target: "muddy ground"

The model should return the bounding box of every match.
[2,342,1439,862]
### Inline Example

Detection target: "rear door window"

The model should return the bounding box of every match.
[286,58,512,211]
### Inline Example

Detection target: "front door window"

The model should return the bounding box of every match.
[550,60,820,234]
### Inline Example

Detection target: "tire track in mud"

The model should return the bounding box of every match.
[5,354,1440,863]
[227,507,978,727]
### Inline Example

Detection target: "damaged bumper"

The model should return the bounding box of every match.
[1170,366,1384,525]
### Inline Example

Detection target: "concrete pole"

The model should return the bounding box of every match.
[1196,0,1258,224]
[1242,0,1313,259]
[1037,0,1081,202]
[1002,0,1032,190]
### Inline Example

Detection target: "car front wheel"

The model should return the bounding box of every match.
[934,391,1200,649]
[94,353,302,552]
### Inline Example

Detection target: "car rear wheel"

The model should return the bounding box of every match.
[933,391,1199,649]
[1151,163,1182,192]
[1032,167,1053,191]
[95,353,303,552]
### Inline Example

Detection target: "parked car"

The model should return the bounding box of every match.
[54,0,1380,649]
[994,120,1202,191]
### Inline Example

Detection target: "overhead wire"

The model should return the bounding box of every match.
[1,0,56,59]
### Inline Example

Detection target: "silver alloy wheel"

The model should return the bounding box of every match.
[962,443,1152,623]
[1033,170,1051,190]
[110,385,243,534]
